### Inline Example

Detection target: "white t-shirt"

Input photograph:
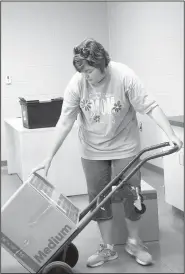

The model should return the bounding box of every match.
[57,61,158,160]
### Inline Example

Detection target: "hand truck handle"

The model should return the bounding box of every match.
[79,142,178,221]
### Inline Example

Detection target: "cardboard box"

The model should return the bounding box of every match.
[1,173,80,273]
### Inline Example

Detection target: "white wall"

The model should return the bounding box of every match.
[107,2,184,167]
[1,2,109,160]
[2,2,183,167]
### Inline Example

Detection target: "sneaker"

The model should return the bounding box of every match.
[125,238,153,266]
[87,244,118,268]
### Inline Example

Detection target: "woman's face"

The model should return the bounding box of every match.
[81,63,106,85]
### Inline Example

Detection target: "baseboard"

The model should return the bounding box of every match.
[172,206,184,219]
[1,161,7,167]
[142,162,164,175]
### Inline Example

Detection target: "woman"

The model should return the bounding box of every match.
[33,38,183,268]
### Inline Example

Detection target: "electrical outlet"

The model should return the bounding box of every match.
[139,122,142,132]
[6,76,12,85]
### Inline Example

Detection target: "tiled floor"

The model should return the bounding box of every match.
[1,165,184,273]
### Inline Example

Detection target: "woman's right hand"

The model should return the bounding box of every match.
[31,157,52,177]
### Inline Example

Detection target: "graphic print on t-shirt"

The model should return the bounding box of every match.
[80,91,123,124]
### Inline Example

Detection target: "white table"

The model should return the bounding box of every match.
[4,118,88,196]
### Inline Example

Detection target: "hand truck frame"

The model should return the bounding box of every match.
[37,142,178,273]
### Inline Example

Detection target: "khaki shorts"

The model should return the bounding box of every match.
[81,156,142,221]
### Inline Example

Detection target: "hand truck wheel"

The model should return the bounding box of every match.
[54,243,79,268]
[41,261,73,274]
[134,203,146,214]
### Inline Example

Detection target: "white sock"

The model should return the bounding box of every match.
[127,237,138,245]
[107,244,114,250]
